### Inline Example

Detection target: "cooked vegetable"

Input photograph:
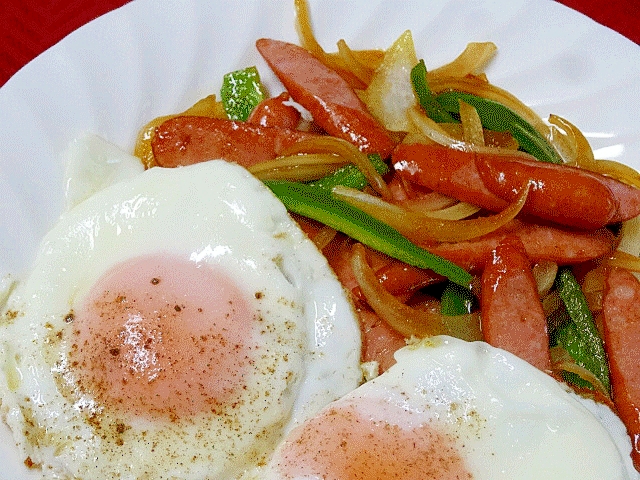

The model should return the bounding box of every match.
[553,267,610,393]
[441,283,475,316]
[311,153,388,190]
[220,66,267,121]
[360,30,420,132]
[331,182,529,243]
[351,243,480,339]
[434,91,563,164]
[282,137,390,197]
[411,60,457,123]
[263,179,472,287]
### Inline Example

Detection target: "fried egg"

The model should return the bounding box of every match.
[0,159,361,479]
[257,336,638,480]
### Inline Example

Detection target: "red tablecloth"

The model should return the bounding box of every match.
[0,0,638,88]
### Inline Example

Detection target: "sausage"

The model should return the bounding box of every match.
[392,143,640,229]
[601,267,640,471]
[428,221,614,272]
[151,116,317,168]
[247,92,301,130]
[474,153,618,229]
[480,236,551,370]
[393,143,508,211]
[357,308,406,375]
[256,38,395,158]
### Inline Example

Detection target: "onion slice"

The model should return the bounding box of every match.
[333,182,530,243]
[282,136,391,198]
[351,243,481,340]
[429,42,497,78]
[550,346,610,398]
[428,75,549,138]
[603,250,640,272]
[459,100,485,146]
[336,39,377,86]
[311,225,338,250]
[532,261,559,297]
[408,107,532,159]
[248,153,347,181]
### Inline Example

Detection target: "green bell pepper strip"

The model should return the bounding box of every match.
[434,91,563,165]
[553,267,610,393]
[440,282,475,315]
[310,154,388,190]
[552,320,604,391]
[411,60,457,124]
[263,180,472,288]
[220,66,267,121]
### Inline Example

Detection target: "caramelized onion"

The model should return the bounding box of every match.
[248,153,347,181]
[333,183,529,243]
[429,42,497,78]
[408,107,533,159]
[428,75,549,138]
[351,243,481,340]
[336,39,377,86]
[415,202,481,221]
[407,106,465,148]
[548,115,640,187]
[542,291,564,322]
[617,216,640,257]
[603,250,640,272]
[532,261,558,297]
[294,0,381,89]
[312,225,338,250]
[580,267,605,314]
[459,99,485,146]
[548,114,592,166]
[583,159,640,189]
[282,136,391,198]
[550,346,610,398]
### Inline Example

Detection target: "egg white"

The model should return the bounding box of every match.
[0,159,361,480]
[258,336,638,480]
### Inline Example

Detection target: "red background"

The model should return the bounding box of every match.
[0,0,638,87]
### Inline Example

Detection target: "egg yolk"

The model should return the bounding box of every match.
[273,401,472,479]
[68,253,258,420]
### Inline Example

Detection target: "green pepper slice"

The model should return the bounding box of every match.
[410,60,457,124]
[552,267,610,393]
[220,66,267,121]
[264,180,472,288]
[435,91,563,164]
[310,154,388,190]
[441,282,475,316]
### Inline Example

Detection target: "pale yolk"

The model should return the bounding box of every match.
[68,254,257,420]
[273,401,472,479]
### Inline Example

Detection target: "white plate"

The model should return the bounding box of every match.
[0,0,639,477]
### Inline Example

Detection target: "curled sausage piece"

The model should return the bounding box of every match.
[393,143,640,229]
[247,92,301,130]
[602,267,640,471]
[256,38,396,158]
[151,116,318,168]
[480,236,551,371]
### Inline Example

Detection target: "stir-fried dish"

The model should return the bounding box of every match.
[135,0,640,472]
[2,0,640,478]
